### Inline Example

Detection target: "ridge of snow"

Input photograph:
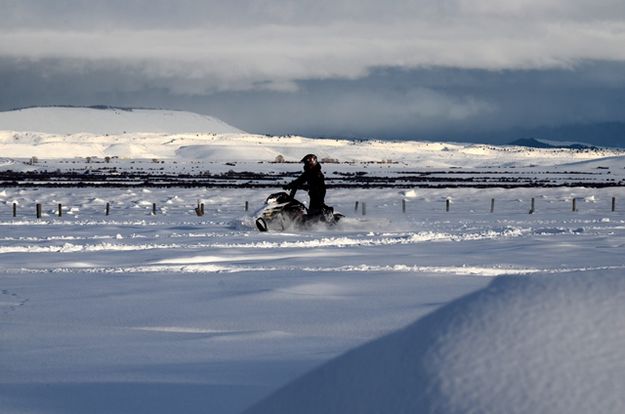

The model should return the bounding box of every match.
[245,271,625,414]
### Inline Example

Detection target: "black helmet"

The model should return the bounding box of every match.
[301,153,318,169]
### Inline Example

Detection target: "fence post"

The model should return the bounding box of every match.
[490,198,495,213]
[152,203,157,215]
[106,203,110,216]
[36,203,42,219]
[446,199,450,212]
[362,202,366,216]
[245,201,249,212]
[572,198,576,212]
[13,203,17,217]
[194,202,204,216]
[354,201,359,212]
[402,199,406,213]
[529,198,535,214]
[58,203,62,217]
[612,197,616,212]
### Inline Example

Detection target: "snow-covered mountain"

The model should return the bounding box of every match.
[0,106,624,169]
[0,106,244,135]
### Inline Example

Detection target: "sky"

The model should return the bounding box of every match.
[1,0,625,145]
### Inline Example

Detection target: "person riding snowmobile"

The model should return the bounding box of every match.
[254,154,341,231]
[284,154,326,217]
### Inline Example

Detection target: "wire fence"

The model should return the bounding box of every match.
[0,196,621,221]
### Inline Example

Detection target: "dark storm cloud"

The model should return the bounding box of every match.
[197,63,625,143]
[1,1,625,144]
[4,0,625,91]
[3,57,624,146]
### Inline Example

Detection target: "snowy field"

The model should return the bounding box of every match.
[2,108,625,413]
[2,186,625,413]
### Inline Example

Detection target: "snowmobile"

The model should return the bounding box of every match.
[254,189,343,232]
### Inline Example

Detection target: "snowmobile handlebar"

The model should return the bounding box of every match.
[282,184,298,199]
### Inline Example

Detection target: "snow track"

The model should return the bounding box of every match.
[5,263,625,277]
[0,228,529,254]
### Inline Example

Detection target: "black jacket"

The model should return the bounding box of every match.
[287,163,326,209]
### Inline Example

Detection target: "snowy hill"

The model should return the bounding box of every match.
[245,270,625,414]
[1,130,622,168]
[0,106,624,170]
[0,106,244,135]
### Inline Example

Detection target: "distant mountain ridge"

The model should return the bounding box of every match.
[9,105,138,112]
[508,138,554,148]
[0,106,244,135]
[508,138,599,150]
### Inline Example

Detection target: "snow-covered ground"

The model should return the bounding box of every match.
[2,107,625,413]
[2,107,625,190]
[1,107,624,165]
[246,269,625,414]
[2,186,625,413]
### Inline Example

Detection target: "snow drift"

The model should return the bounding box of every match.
[244,271,625,414]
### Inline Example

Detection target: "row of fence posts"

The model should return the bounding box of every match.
[11,201,222,218]
[5,197,620,218]
[355,196,618,215]
[17,201,141,218]
[14,200,249,218]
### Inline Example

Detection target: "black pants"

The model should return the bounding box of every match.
[308,198,325,217]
